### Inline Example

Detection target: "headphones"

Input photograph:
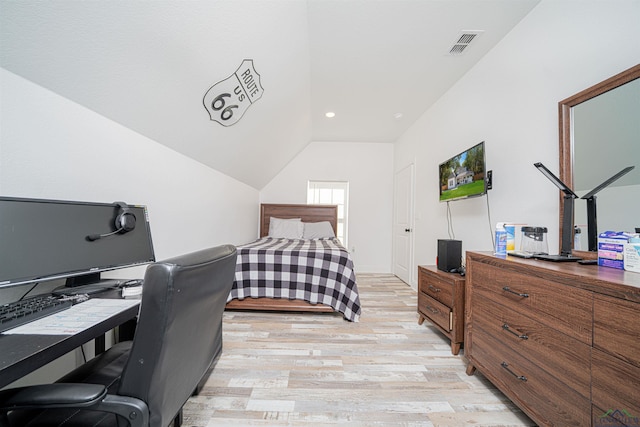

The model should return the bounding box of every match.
[114,202,136,233]
[86,202,136,241]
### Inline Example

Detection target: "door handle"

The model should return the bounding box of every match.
[405,228,411,232]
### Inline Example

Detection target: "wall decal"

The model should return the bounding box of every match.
[203,59,264,127]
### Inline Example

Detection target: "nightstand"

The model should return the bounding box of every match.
[417,265,465,355]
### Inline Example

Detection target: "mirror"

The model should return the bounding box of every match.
[559,64,640,259]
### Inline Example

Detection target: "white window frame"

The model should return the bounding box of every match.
[307,181,349,246]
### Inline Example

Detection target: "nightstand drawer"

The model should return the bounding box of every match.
[418,291,451,332]
[419,270,454,306]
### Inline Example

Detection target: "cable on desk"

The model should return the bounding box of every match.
[18,282,41,301]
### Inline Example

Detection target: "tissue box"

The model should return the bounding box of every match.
[625,242,640,273]
[598,231,634,270]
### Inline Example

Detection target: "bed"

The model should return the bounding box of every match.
[225,204,361,321]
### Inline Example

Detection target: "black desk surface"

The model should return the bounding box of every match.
[0,293,139,388]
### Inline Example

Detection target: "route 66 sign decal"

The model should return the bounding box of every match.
[203,59,264,127]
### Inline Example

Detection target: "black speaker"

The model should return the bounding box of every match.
[437,239,462,272]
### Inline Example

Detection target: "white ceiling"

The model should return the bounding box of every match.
[0,0,540,189]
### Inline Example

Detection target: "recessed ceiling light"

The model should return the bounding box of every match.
[393,112,403,119]
[325,112,335,118]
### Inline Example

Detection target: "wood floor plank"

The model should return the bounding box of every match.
[182,274,535,426]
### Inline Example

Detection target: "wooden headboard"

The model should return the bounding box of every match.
[260,204,338,238]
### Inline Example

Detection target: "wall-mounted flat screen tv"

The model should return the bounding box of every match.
[438,141,487,202]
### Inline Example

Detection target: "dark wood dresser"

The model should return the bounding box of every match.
[465,251,640,427]
[417,265,465,355]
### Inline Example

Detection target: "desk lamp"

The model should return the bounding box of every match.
[581,166,635,251]
[533,162,582,262]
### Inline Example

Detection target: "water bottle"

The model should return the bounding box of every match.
[495,222,507,256]
[574,226,582,251]
[505,224,516,252]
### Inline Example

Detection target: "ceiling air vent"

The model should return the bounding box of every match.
[448,30,484,55]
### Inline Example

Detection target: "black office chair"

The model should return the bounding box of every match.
[0,244,237,427]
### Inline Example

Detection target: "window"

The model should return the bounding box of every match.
[307,181,349,246]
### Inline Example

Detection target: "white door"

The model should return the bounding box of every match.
[393,163,414,285]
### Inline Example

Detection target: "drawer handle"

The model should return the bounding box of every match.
[502,323,529,340]
[500,362,527,382]
[428,285,441,293]
[425,304,439,315]
[502,286,529,298]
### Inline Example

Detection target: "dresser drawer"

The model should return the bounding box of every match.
[470,261,592,344]
[418,291,451,332]
[470,326,590,427]
[592,405,635,427]
[594,294,640,368]
[418,269,454,306]
[592,349,640,424]
[472,293,590,397]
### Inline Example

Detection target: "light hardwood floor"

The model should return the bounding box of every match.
[182,274,536,426]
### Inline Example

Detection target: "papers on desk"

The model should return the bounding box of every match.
[121,285,143,298]
[3,299,140,336]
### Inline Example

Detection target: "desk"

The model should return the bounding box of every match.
[0,295,139,388]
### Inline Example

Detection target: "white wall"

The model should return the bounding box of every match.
[1,68,260,386]
[260,141,393,273]
[1,68,259,285]
[394,0,640,285]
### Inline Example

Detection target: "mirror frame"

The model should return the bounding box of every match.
[558,63,640,260]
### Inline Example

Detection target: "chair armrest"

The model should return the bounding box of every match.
[0,384,149,427]
[95,395,149,427]
[0,383,106,410]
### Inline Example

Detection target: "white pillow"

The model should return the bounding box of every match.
[268,217,303,239]
[303,221,336,239]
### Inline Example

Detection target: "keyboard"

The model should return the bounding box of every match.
[0,295,73,333]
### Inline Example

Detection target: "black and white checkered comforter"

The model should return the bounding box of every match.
[227,237,361,322]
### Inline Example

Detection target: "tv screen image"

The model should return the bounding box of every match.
[439,141,487,202]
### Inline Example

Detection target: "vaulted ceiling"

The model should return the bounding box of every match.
[0,0,540,189]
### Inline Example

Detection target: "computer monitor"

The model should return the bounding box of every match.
[0,197,155,289]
